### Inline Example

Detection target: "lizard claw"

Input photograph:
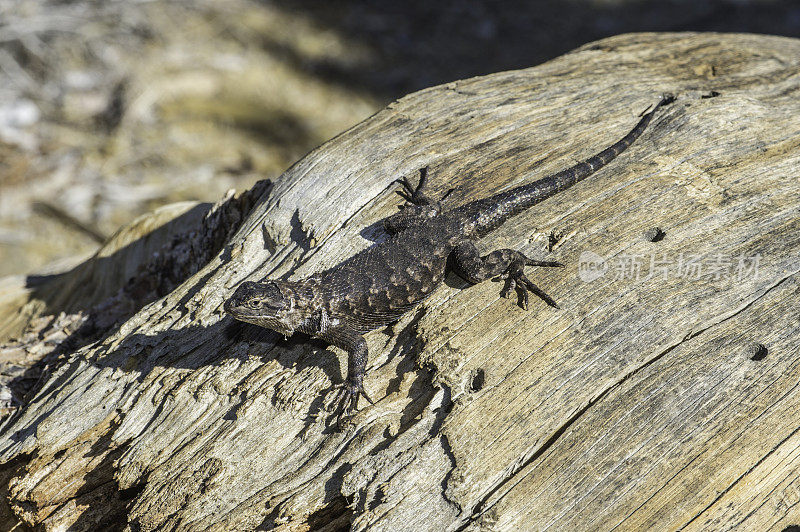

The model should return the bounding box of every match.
[395,166,440,206]
[395,166,455,208]
[516,271,560,310]
[503,254,560,310]
[395,175,417,202]
[329,380,373,429]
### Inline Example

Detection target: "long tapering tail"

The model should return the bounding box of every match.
[465,94,675,237]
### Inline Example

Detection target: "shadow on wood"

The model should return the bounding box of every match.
[2,32,800,531]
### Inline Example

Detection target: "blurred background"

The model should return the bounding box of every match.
[1,0,799,276]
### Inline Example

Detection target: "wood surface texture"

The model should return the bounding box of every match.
[2,32,800,531]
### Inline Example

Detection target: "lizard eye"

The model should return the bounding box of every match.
[247,298,262,309]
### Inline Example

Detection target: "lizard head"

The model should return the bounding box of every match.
[224,280,303,336]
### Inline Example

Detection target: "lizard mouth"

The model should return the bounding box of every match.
[223,299,249,317]
[224,302,294,336]
[243,315,294,336]
[223,301,263,321]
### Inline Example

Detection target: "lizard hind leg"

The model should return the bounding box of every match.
[451,240,563,310]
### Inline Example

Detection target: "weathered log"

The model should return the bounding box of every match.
[2,32,800,530]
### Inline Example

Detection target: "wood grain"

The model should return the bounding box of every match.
[2,32,800,531]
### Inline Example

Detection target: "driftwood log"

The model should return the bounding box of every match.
[2,32,800,531]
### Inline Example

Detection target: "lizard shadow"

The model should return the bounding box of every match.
[4,314,355,450]
[80,315,353,430]
[87,317,344,383]
[358,219,391,244]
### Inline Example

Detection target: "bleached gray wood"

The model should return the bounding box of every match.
[2,32,800,531]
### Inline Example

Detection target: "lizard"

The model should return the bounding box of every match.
[224,94,675,426]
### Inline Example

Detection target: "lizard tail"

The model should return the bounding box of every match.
[469,93,675,238]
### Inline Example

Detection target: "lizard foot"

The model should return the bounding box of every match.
[396,166,437,206]
[396,166,456,206]
[329,380,374,429]
[500,254,563,310]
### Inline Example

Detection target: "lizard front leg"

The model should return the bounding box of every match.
[451,240,563,310]
[385,166,457,234]
[320,327,374,425]
[396,166,440,206]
